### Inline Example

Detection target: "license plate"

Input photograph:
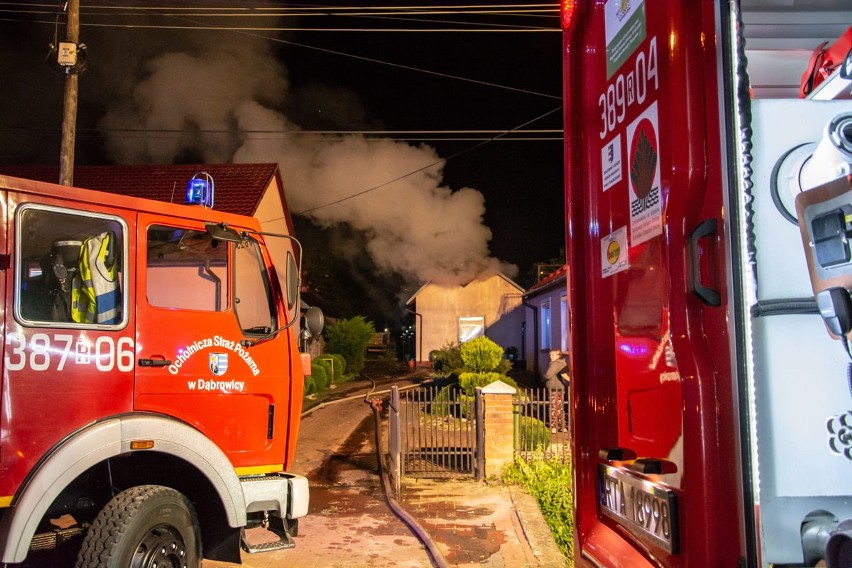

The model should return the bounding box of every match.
[597,464,679,553]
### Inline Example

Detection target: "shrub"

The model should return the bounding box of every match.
[516,416,551,451]
[310,362,329,392]
[315,357,335,384]
[323,353,347,383]
[430,342,464,377]
[324,316,375,373]
[454,337,517,397]
[428,383,461,416]
[503,456,574,565]
[304,375,316,396]
[460,336,504,373]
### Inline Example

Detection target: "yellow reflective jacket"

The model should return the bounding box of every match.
[71,232,119,324]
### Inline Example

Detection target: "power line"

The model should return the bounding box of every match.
[0,126,564,142]
[0,1,563,213]
[295,105,561,215]
[0,14,558,33]
[0,1,560,31]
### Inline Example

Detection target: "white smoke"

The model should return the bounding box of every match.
[99,38,516,286]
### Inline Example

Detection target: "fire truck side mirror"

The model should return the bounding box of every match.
[205,222,243,243]
[304,306,324,338]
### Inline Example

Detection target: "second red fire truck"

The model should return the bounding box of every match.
[561,1,851,566]
[0,172,321,567]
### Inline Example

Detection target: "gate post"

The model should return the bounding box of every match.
[389,386,401,498]
[480,380,517,479]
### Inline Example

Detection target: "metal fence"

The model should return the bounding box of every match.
[389,384,483,489]
[387,383,570,496]
[513,386,571,463]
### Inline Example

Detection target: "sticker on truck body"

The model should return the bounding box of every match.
[602,226,629,278]
[627,101,662,245]
[605,0,648,79]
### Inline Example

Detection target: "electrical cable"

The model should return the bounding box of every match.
[296,105,562,215]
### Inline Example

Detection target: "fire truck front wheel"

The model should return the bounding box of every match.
[75,485,201,568]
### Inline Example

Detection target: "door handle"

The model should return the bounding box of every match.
[689,218,721,307]
[138,358,172,367]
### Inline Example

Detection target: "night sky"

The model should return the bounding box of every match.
[0,2,565,327]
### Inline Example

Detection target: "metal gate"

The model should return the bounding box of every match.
[513,386,571,463]
[389,384,483,489]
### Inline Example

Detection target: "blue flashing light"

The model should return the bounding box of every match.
[185,173,214,208]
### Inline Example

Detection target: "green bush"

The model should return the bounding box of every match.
[310,362,329,392]
[458,371,517,395]
[430,342,464,377]
[304,375,316,396]
[516,416,551,451]
[315,357,334,385]
[325,316,375,373]
[454,337,517,397]
[503,456,574,565]
[460,336,504,372]
[326,353,347,382]
[429,383,461,416]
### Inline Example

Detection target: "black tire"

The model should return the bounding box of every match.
[75,485,201,568]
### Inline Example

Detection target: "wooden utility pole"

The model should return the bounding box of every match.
[58,0,80,186]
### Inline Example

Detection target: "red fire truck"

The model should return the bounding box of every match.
[0,173,321,566]
[561,1,851,566]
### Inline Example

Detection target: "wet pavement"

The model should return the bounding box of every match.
[208,365,567,568]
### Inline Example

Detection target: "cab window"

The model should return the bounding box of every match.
[17,205,126,327]
[146,225,228,311]
[234,239,277,334]
[145,225,277,334]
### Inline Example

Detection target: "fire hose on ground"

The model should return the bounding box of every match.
[301,374,451,568]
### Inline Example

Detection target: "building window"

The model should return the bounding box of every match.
[459,316,485,343]
[540,298,551,350]
[561,293,569,352]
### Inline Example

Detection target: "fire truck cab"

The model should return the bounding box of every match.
[0,173,317,566]
[562,1,851,566]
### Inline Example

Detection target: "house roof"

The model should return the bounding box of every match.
[523,264,567,299]
[0,163,281,218]
[405,272,525,305]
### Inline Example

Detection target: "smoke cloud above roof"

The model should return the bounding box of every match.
[98,37,517,287]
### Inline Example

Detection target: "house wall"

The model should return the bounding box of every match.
[524,283,569,377]
[411,275,524,363]
[255,179,292,293]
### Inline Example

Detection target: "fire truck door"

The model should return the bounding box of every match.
[134,215,290,468]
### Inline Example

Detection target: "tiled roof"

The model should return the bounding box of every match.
[524,264,567,297]
[0,163,280,217]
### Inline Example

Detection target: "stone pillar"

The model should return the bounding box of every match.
[481,380,517,478]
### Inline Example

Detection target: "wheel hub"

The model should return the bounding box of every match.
[131,526,187,568]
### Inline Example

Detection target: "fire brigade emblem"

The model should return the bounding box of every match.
[209,352,229,376]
